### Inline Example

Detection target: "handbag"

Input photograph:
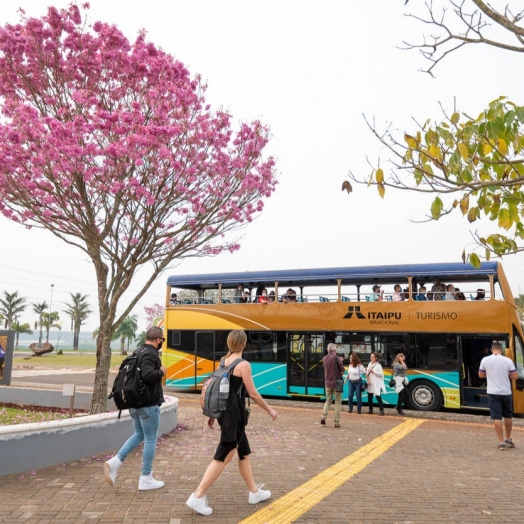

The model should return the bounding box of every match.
[388,375,396,388]
[361,377,368,392]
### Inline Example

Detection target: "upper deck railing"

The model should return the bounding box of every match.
[166,261,509,305]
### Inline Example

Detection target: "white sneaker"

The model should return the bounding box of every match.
[103,456,122,487]
[138,474,164,491]
[248,483,272,504]
[186,493,213,516]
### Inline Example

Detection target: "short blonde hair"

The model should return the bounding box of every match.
[227,330,247,353]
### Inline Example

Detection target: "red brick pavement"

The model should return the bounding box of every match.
[1,393,524,523]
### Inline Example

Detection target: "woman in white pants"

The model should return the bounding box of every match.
[366,352,386,415]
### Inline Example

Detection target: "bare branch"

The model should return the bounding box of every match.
[403,0,524,74]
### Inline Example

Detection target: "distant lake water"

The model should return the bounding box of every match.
[15,331,129,351]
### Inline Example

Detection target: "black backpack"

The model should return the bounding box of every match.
[109,347,149,417]
[200,358,244,418]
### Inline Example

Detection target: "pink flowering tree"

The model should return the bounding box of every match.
[144,304,165,329]
[0,4,277,413]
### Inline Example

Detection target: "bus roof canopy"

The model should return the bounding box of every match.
[166,262,500,290]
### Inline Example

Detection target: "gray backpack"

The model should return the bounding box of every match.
[200,358,244,418]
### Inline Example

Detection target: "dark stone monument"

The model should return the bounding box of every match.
[29,342,54,356]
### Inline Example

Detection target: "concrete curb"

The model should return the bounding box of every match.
[0,395,179,476]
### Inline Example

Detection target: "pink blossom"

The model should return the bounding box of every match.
[0,2,277,413]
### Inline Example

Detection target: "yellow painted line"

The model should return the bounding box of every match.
[240,418,425,524]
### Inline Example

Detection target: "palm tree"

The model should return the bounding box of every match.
[42,311,60,343]
[0,291,27,329]
[12,321,33,350]
[32,301,48,344]
[114,315,139,355]
[135,331,146,347]
[63,293,92,350]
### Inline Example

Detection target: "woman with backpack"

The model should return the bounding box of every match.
[186,330,278,516]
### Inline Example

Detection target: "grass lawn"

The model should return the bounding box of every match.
[4,353,126,425]
[13,353,127,369]
[0,404,88,425]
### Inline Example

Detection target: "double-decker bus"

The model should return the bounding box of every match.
[162,262,524,413]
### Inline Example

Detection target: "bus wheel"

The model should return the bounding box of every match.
[407,380,443,411]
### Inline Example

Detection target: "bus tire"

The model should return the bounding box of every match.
[406,380,443,411]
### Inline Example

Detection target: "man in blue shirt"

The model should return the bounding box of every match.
[369,285,383,302]
[479,342,518,450]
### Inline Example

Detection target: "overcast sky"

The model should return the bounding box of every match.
[1,0,523,332]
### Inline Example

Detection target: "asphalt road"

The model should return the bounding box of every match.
[9,368,116,389]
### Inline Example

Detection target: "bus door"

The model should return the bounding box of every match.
[287,333,325,396]
[460,335,499,410]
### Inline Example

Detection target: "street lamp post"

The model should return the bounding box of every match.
[47,284,54,344]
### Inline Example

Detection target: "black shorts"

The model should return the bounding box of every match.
[213,421,251,462]
[487,394,513,420]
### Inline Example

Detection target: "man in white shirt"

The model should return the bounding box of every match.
[479,342,518,450]
[392,284,403,302]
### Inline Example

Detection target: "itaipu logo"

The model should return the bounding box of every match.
[344,306,401,324]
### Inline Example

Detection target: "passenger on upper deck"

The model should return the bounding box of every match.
[429,278,446,301]
[243,291,251,303]
[369,285,383,302]
[255,284,265,303]
[170,293,180,305]
[455,288,466,301]
[417,286,427,301]
[268,291,276,303]
[392,284,403,302]
[475,289,486,300]
[234,284,245,303]
[258,289,270,303]
[286,289,297,302]
[444,284,456,301]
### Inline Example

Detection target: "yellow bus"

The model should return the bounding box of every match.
[162,262,524,412]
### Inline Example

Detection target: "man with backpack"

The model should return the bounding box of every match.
[104,326,167,491]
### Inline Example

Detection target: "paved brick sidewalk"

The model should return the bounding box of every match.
[1,395,523,523]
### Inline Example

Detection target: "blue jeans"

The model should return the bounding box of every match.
[117,405,160,476]
[348,380,362,411]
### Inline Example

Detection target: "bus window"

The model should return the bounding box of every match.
[383,333,407,366]
[493,279,504,300]
[246,332,275,361]
[336,333,382,366]
[195,331,215,361]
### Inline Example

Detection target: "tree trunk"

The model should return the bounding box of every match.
[73,328,79,350]
[120,334,127,356]
[90,325,112,413]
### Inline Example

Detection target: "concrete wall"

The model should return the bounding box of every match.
[0,395,179,476]
[1,386,93,410]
